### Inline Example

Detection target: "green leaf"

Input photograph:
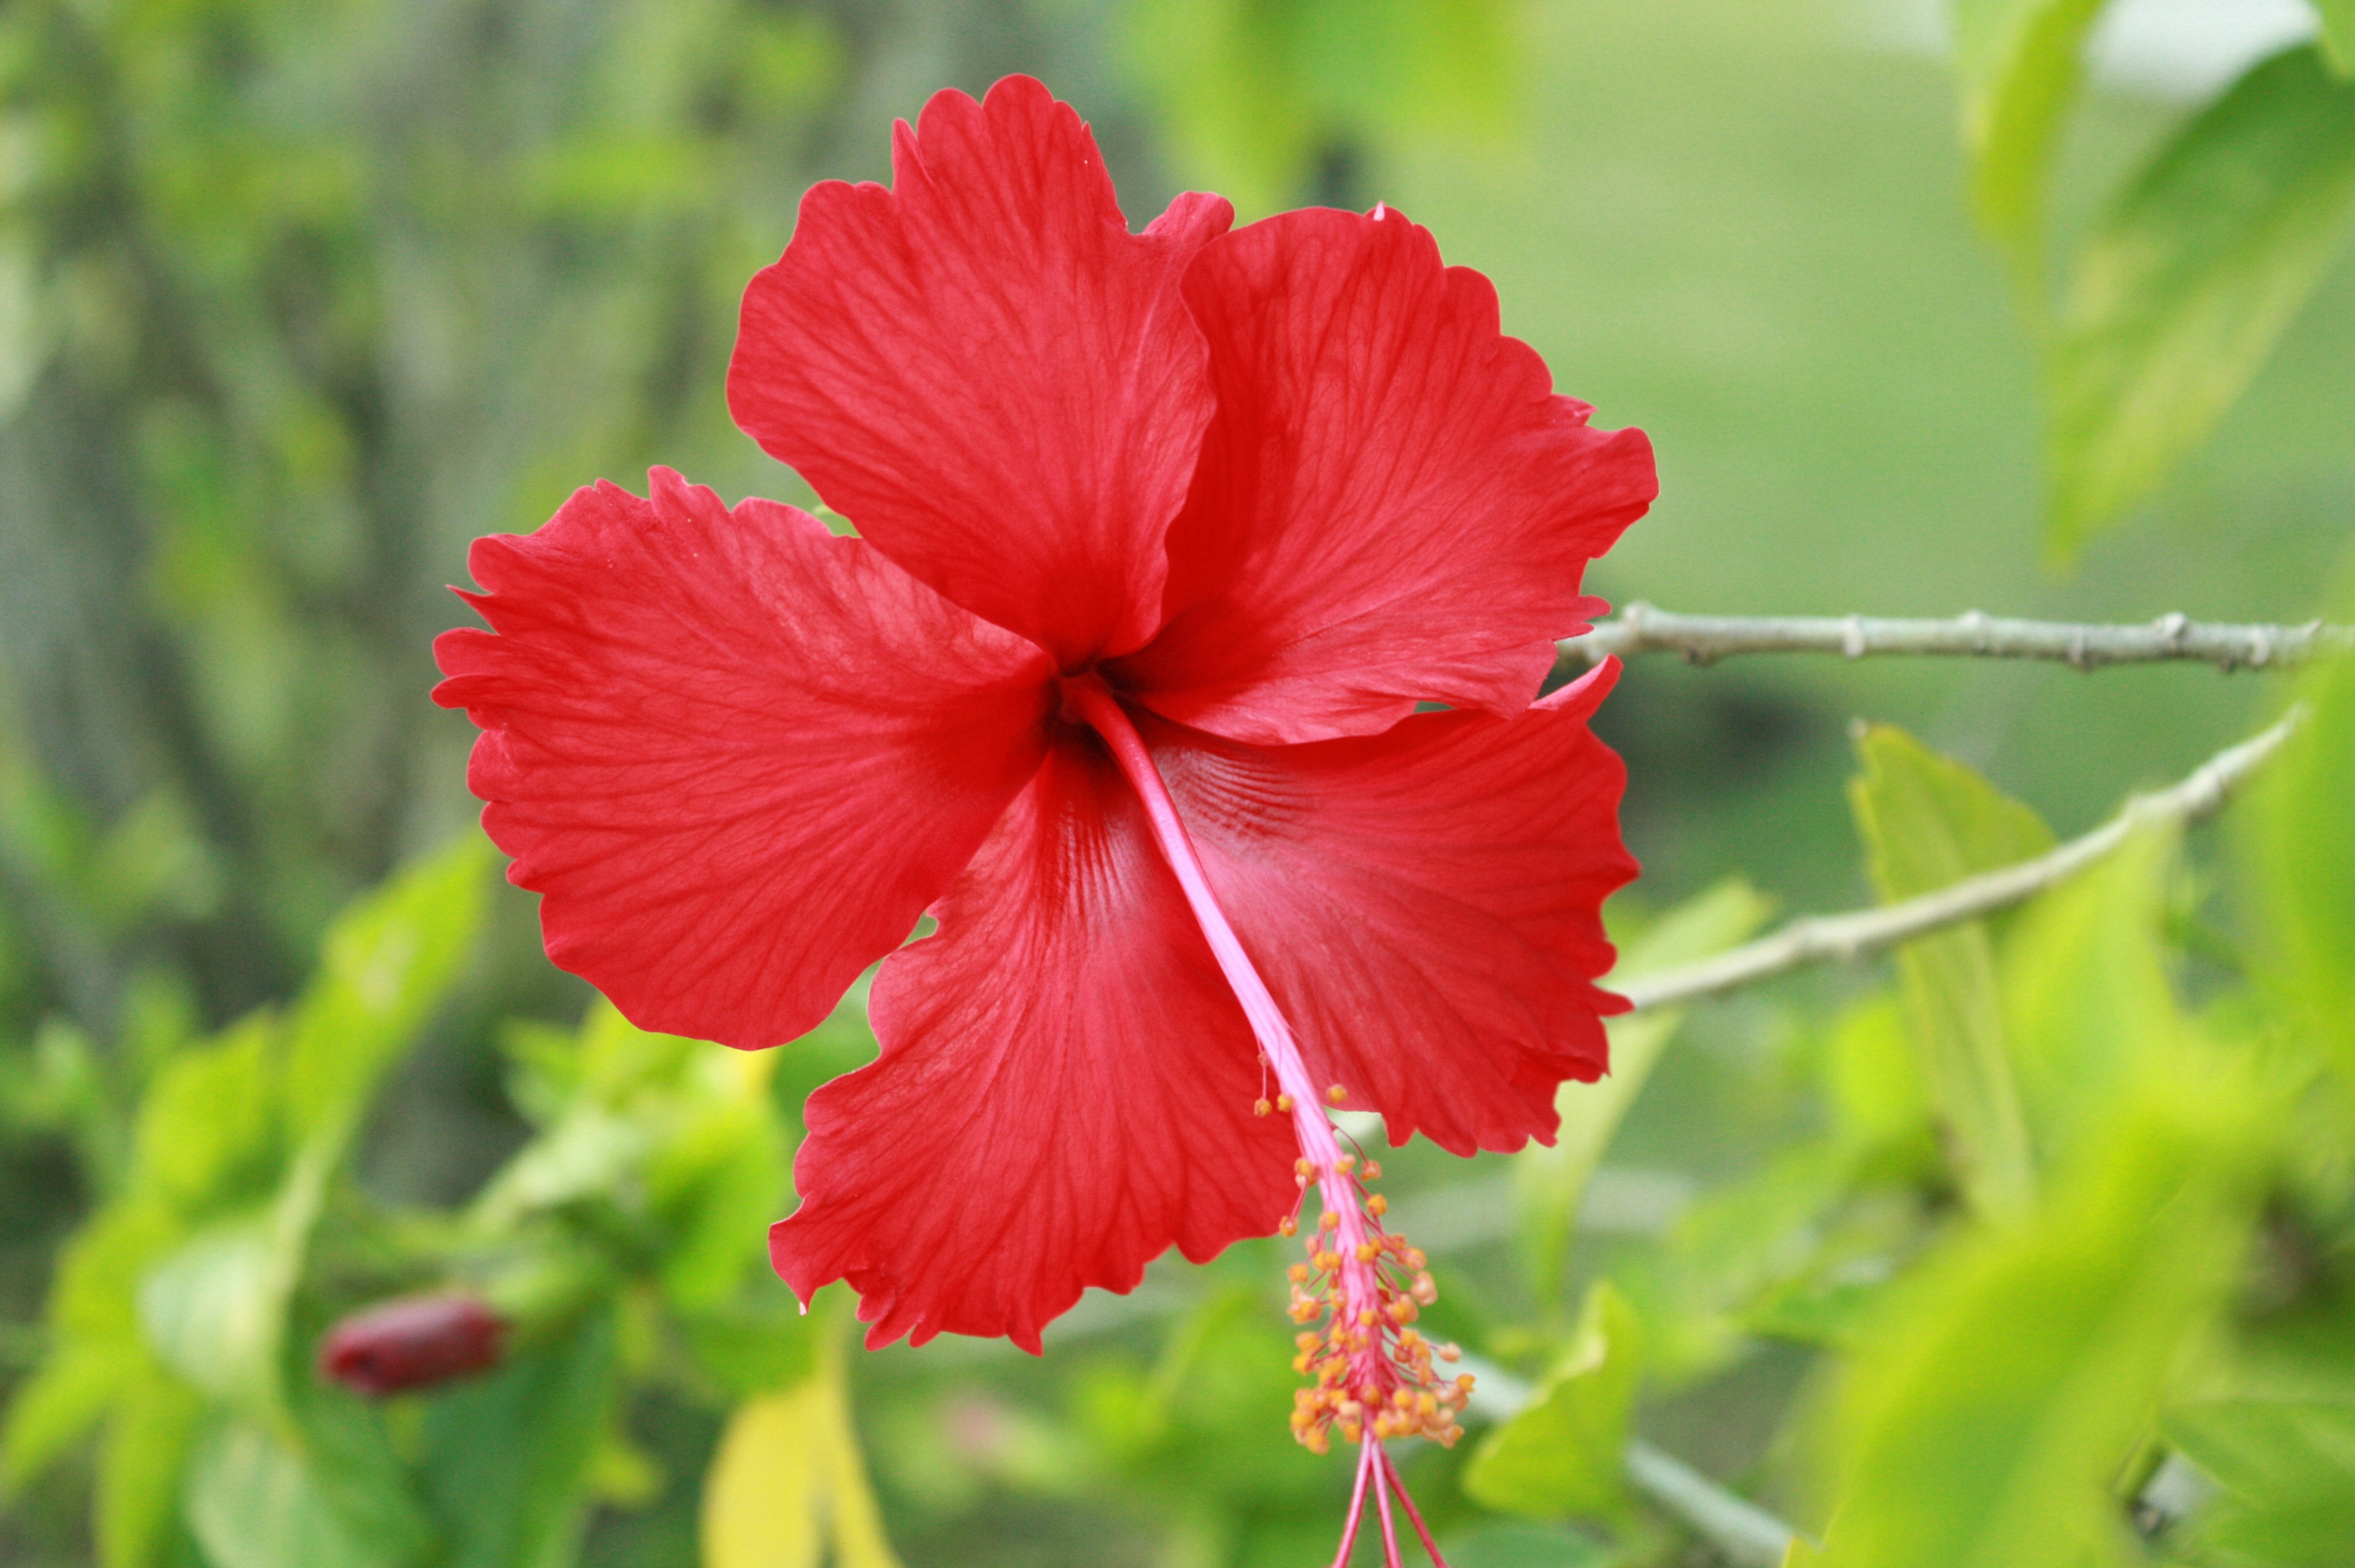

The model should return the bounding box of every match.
[1,1340,124,1493]
[1999,824,2182,1160]
[2248,564,2355,1085]
[1464,1282,1641,1520]
[282,838,489,1157]
[184,1418,420,1568]
[421,1304,619,1568]
[1951,0,2112,264]
[1517,879,1774,1306]
[128,1012,279,1217]
[137,1216,285,1413]
[647,1093,787,1312]
[1850,725,2050,1218]
[1117,0,1521,216]
[2049,47,2355,553]
[1824,994,1933,1158]
[95,1377,203,1568]
[2319,1,2355,76]
[1815,1073,2264,1568]
[2167,1399,2355,1566]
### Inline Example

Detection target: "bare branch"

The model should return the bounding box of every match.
[1618,710,2304,1013]
[1565,604,2353,673]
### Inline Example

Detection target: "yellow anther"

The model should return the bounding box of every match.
[1392,1388,1415,1409]
[1363,1160,1381,1179]
[1403,1247,1428,1271]
[1334,1154,1355,1174]
[1318,1209,1340,1231]
[1315,1250,1341,1272]
[1417,1393,1439,1417]
[1357,1307,1377,1328]
[1254,1098,1273,1118]
[1366,1193,1388,1216]
[1327,1084,1347,1104]
[1355,1242,1380,1263]
[1278,1215,1297,1237]
[1296,1331,1320,1350]
[1289,1263,1309,1283]
[1295,1157,1315,1177]
[1275,1093,1293,1112]
[1397,1329,1422,1352]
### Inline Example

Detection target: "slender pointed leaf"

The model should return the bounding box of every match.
[2050,47,2355,553]
[1999,825,2181,1160]
[1953,0,2111,264]
[1850,726,2048,1218]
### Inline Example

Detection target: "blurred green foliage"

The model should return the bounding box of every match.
[2,1,2353,1566]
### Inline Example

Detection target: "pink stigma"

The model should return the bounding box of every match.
[1067,679,1463,1568]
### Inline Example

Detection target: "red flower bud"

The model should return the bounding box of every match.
[318,1291,506,1396]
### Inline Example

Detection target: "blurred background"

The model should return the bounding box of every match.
[2,1,2351,1566]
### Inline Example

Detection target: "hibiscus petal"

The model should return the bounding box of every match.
[729,75,1228,667]
[1152,662,1637,1155]
[432,468,1055,1049]
[771,729,1296,1352]
[1113,206,1658,744]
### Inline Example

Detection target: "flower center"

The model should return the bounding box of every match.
[1063,681,1465,1568]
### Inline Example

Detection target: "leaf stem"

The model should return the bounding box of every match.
[1618,708,2303,1012]
[1565,605,2353,673]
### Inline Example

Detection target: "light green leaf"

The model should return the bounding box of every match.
[1118,0,1521,216]
[1825,993,1932,1157]
[52,1199,183,1344]
[1444,1524,1617,1568]
[1952,0,2111,264]
[2319,0,2354,75]
[2049,46,2355,553]
[1851,725,2050,1218]
[2248,563,2355,1085]
[1815,1073,2264,1568]
[128,1012,278,1216]
[1464,1282,1641,1520]
[2166,1399,2355,1566]
[95,1377,203,1568]
[283,838,489,1157]
[1999,825,2181,1160]
[137,1217,283,1412]
[648,1095,787,1312]
[185,1419,418,1568]
[1518,879,1774,1306]
[1,1340,127,1493]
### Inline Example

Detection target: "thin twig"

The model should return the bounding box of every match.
[1617,709,2303,1013]
[1565,604,2353,673]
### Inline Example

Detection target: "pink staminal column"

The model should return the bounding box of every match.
[1066,679,1470,1568]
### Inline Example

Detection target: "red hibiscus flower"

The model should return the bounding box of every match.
[434,74,1650,1562]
